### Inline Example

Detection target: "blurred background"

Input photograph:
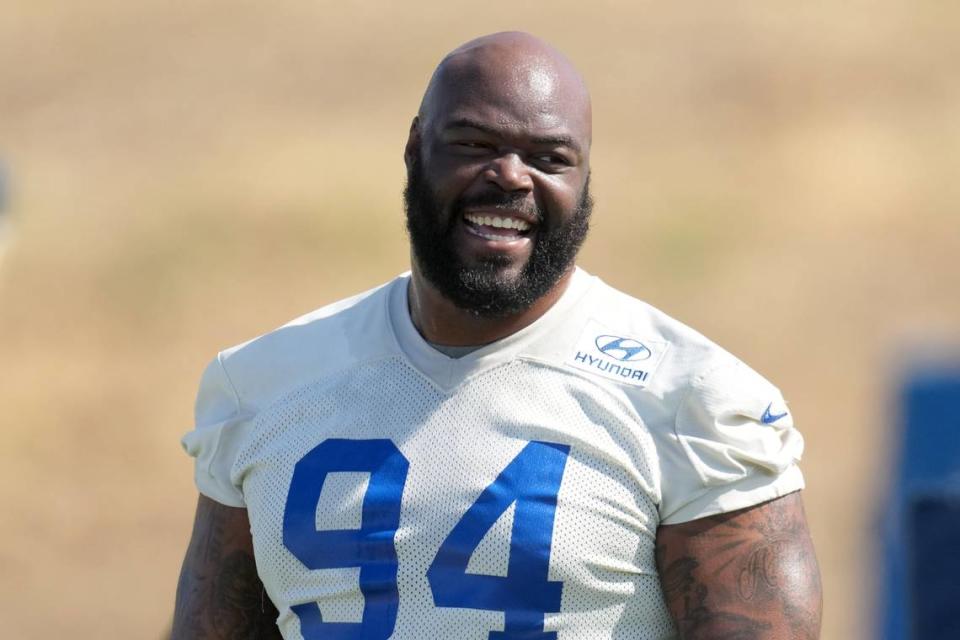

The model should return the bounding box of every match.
[1,1,958,637]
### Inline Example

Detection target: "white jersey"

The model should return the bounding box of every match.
[182,268,804,640]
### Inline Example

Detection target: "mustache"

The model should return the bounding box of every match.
[454,191,543,222]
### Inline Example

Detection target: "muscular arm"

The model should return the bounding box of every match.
[172,495,283,640]
[655,491,822,640]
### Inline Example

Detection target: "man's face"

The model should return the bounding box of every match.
[404,58,593,318]
[404,144,591,317]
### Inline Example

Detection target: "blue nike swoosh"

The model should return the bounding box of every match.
[761,402,789,424]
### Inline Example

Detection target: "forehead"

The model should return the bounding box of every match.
[423,51,591,145]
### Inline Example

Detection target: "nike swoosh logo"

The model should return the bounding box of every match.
[761,402,789,425]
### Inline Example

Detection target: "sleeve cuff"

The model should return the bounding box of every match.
[660,464,804,525]
[181,425,248,508]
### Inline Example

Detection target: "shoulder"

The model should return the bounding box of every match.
[585,278,796,430]
[183,275,407,507]
[557,274,737,394]
[551,275,804,521]
[213,275,404,412]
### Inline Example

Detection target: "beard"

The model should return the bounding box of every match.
[403,149,593,318]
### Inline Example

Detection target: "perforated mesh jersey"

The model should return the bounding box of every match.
[182,268,805,640]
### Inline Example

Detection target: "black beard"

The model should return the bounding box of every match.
[403,150,592,318]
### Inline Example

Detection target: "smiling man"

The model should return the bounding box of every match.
[174,32,821,640]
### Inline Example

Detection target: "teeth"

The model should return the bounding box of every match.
[465,214,531,231]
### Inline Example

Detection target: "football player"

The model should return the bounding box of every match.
[174,31,822,640]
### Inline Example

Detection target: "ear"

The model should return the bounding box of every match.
[404,116,420,169]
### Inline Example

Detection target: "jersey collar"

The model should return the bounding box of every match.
[388,267,595,392]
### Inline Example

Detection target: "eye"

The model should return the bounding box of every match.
[451,140,492,154]
[532,153,572,170]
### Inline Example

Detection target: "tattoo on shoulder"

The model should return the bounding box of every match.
[657,548,772,639]
[173,500,282,640]
[656,492,822,640]
[211,551,281,639]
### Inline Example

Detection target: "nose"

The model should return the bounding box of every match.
[484,152,533,192]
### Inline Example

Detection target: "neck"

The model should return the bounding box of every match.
[407,265,575,347]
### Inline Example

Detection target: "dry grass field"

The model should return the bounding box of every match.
[1,1,958,637]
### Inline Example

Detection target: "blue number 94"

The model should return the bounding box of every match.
[283,439,569,639]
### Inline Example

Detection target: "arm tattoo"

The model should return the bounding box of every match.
[172,496,283,640]
[656,491,822,640]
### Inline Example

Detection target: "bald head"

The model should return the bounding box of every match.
[417,32,592,153]
[403,33,594,321]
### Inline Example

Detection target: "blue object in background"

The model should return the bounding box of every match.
[908,493,960,638]
[879,363,960,639]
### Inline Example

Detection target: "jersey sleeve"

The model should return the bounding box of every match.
[658,357,805,525]
[180,353,255,507]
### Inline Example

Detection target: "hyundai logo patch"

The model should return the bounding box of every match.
[594,335,652,362]
[568,320,669,388]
